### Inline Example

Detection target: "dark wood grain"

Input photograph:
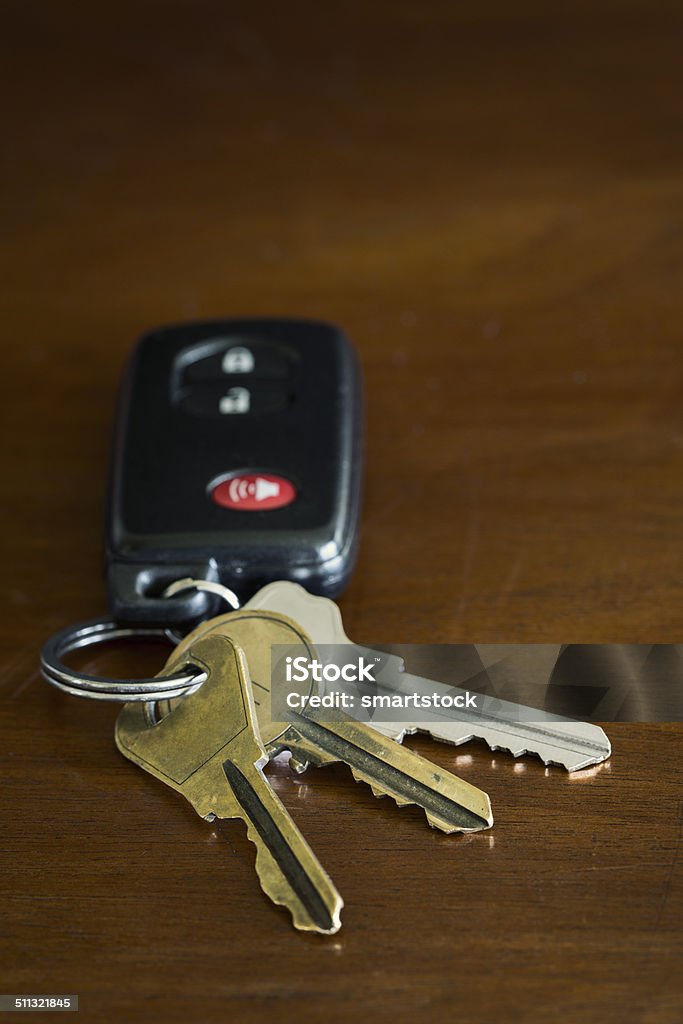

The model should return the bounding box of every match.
[1,2,682,1021]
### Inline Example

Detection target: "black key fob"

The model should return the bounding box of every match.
[106,318,364,625]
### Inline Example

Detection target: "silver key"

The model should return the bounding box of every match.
[243,582,612,772]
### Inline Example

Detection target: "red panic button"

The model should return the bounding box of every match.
[210,472,297,511]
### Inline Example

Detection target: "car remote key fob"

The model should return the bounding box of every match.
[106,318,363,625]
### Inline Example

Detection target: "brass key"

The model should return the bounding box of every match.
[165,612,493,834]
[115,632,343,934]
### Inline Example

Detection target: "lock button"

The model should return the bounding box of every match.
[222,346,255,374]
[182,339,290,383]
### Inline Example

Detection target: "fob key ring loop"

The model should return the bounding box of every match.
[40,578,240,702]
[40,619,206,702]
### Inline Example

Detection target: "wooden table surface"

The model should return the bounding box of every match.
[1,3,682,1021]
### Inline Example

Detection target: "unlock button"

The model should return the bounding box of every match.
[219,386,250,414]
[179,380,288,417]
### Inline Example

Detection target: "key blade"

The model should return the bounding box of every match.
[244,583,611,771]
[284,709,493,834]
[117,633,343,935]
[221,757,343,934]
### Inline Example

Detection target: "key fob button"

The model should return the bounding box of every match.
[210,472,297,511]
[181,339,290,383]
[179,381,290,416]
[221,346,254,373]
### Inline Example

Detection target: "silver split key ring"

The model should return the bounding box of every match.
[40,579,240,702]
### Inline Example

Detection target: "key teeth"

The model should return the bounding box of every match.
[356,772,415,815]
[349,768,490,833]
[486,741,603,771]
[389,725,610,772]
[430,731,609,772]
[424,813,462,833]
[353,769,409,810]
[489,740,558,763]
[489,743,529,759]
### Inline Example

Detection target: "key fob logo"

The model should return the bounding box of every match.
[210,472,297,511]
